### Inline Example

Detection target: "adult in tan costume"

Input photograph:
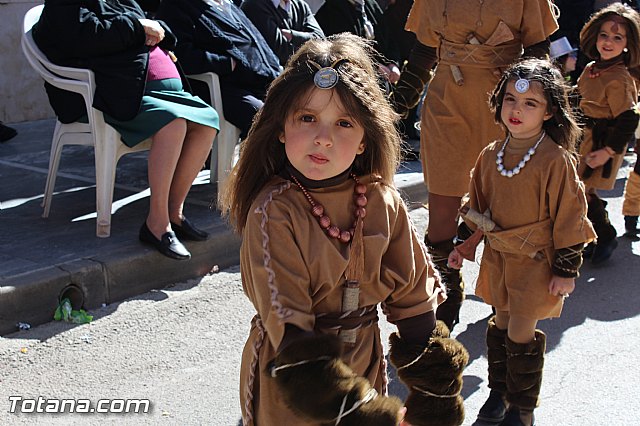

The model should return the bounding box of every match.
[391,0,558,330]
[576,3,640,265]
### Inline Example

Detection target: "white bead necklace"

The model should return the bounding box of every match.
[496,131,545,178]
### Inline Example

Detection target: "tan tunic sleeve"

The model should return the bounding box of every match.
[404,0,440,48]
[380,189,444,322]
[241,194,315,350]
[606,76,638,118]
[546,152,596,249]
[521,0,558,47]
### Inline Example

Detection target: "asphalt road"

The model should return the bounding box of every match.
[1,192,639,425]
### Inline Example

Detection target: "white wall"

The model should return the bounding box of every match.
[1,0,54,123]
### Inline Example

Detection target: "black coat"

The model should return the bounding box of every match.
[33,0,178,122]
[240,0,324,66]
[155,0,281,90]
[314,0,398,65]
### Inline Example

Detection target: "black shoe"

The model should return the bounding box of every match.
[499,407,534,426]
[582,242,595,259]
[591,238,618,265]
[477,390,507,423]
[139,222,191,260]
[0,123,17,142]
[171,217,209,241]
[624,216,640,239]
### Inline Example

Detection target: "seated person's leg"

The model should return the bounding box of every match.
[221,86,264,139]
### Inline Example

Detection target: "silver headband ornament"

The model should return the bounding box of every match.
[515,78,530,93]
[309,59,347,89]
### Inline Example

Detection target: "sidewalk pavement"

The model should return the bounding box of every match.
[0,119,427,336]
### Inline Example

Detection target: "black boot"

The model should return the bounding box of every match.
[425,235,465,331]
[624,215,639,239]
[477,316,508,423]
[587,196,618,265]
[500,331,546,426]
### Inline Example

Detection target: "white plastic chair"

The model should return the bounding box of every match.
[21,5,152,238]
[188,72,241,190]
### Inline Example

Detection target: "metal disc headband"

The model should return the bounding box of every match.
[515,78,530,93]
[309,59,348,89]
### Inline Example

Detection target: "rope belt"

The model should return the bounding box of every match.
[315,305,378,333]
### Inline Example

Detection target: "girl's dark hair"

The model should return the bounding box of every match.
[580,2,640,68]
[489,58,581,152]
[220,33,401,232]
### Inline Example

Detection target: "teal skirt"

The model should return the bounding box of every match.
[105,78,220,147]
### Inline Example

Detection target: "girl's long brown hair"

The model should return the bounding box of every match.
[490,58,581,152]
[219,33,402,233]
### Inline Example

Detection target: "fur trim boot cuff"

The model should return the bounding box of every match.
[389,320,469,426]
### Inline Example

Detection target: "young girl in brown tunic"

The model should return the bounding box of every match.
[576,3,640,264]
[448,59,596,426]
[220,34,468,426]
[390,0,559,331]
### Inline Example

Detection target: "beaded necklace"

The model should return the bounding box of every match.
[496,131,545,178]
[289,174,367,243]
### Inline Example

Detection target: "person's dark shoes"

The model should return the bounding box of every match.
[0,122,18,142]
[624,215,640,239]
[171,217,209,241]
[591,237,618,266]
[582,242,595,259]
[139,222,191,260]
[478,390,508,423]
[499,407,534,426]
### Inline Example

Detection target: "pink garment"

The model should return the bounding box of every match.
[146,47,180,81]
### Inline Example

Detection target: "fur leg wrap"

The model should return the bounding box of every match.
[587,196,617,242]
[425,236,465,331]
[505,330,546,411]
[486,316,508,394]
[268,334,402,425]
[389,321,469,426]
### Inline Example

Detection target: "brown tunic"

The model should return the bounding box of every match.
[239,175,444,425]
[577,61,638,190]
[466,134,595,319]
[405,0,558,196]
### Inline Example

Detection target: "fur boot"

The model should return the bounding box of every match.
[269,334,403,425]
[500,330,546,426]
[587,196,618,265]
[425,236,465,331]
[389,320,469,426]
[477,316,508,423]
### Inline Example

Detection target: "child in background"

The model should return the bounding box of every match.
[448,59,596,426]
[576,3,640,264]
[550,36,579,80]
[623,145,640,238]
[220,34,468,426]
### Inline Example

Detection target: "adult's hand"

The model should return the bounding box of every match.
[280,28,293,42]
[139,19,165,46]
[378,63,401,84]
